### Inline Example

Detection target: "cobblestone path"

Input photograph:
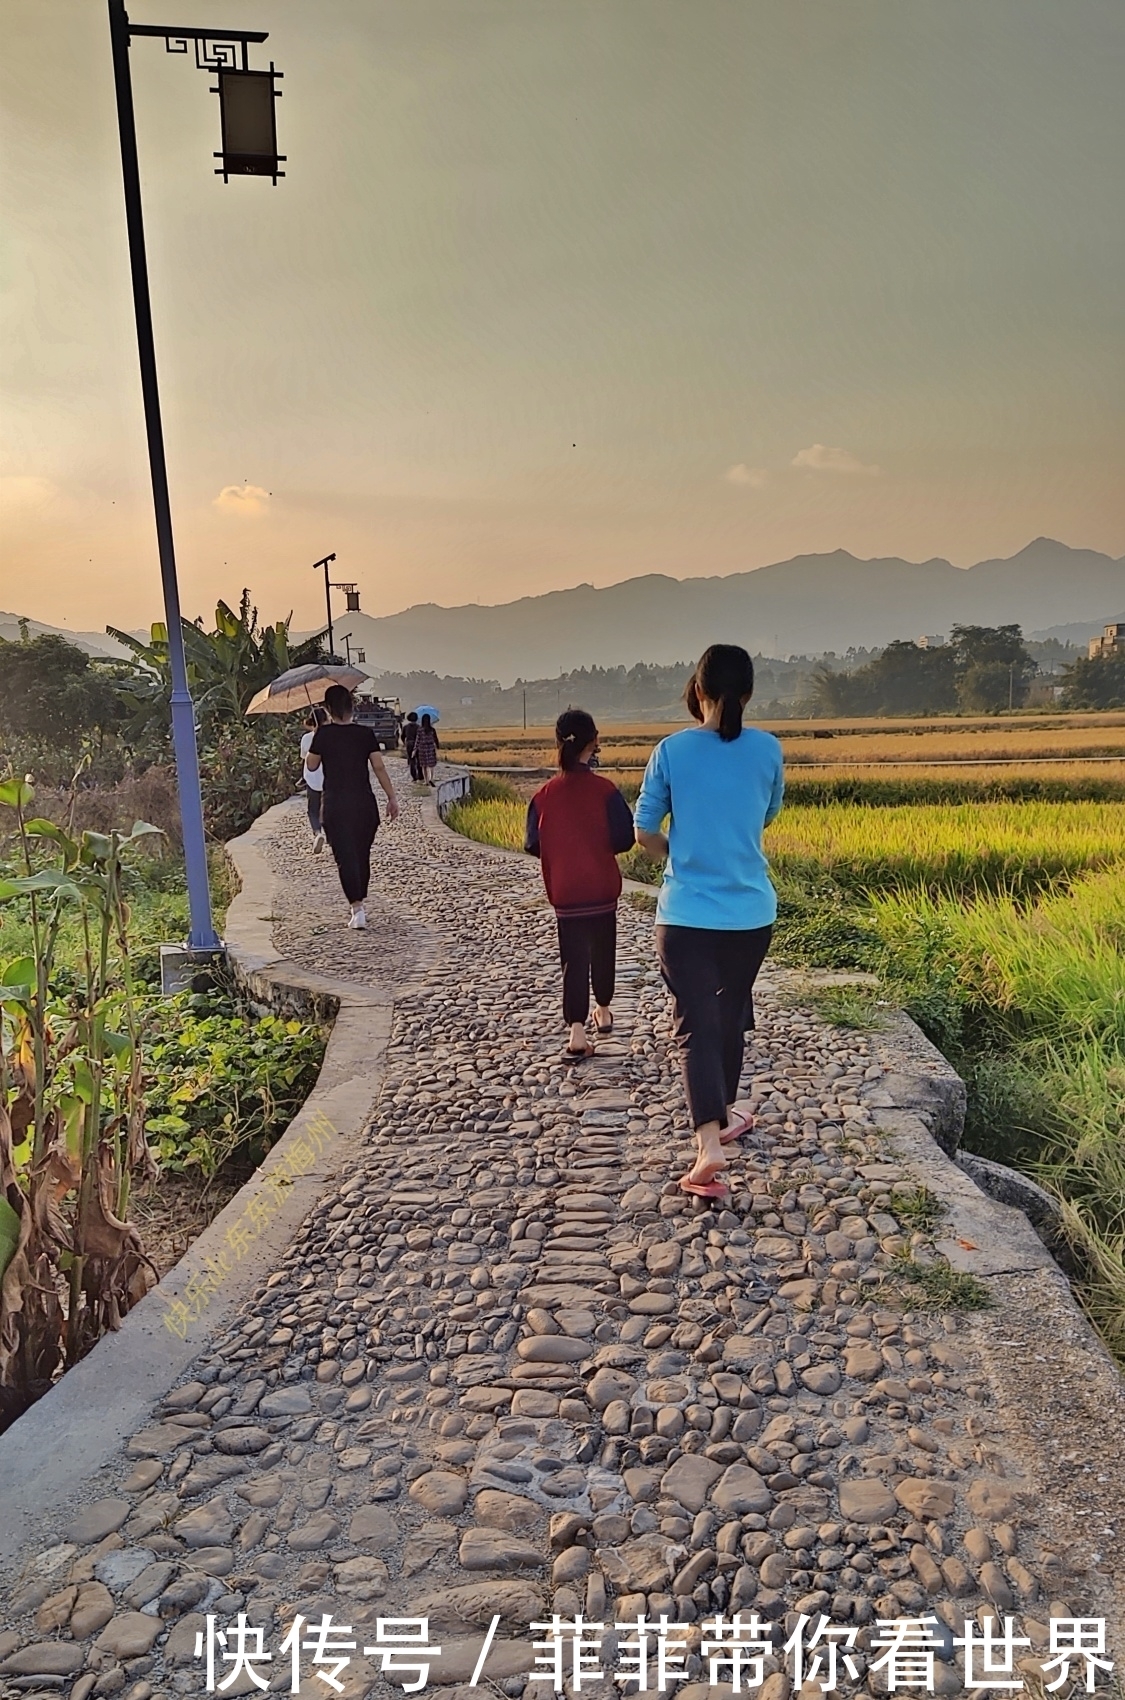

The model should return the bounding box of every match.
[1,767,1118,1699]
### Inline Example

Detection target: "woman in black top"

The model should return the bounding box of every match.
[305,685,400,929]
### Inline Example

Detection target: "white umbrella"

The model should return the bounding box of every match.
[244,663,369,716]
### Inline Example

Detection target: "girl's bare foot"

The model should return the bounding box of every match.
[685,1120,726,1185]
[565,1021,594,1058]
[594,1004,613,1035]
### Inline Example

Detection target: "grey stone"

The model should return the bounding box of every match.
[287,1512,342,1552]
[659,1453,724,1513]
[598,1533,673,1593]
[71,1580,117,1637]
[0,1644,86,1677]
[458,1528,543,1571]
[94,1613,164,1659]
[585,1367,638,1411]
[838,1480,898,1524]
[515,1336,588,1364]
[408,1471,468,1515]
[213,1426,271,1455]
[258,1386,314,1418]
[175,1499,236,1549]
[710,1465,772,1516]
[65,1498,132,1544]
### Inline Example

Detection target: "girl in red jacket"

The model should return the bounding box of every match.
[526,710,636,1059]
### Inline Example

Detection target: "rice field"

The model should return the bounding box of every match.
[765,800,1125,894]
[440,710,1125,778]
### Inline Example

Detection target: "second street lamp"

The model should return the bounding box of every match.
[107,0,285,956]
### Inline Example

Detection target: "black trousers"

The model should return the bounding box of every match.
[656,923,772,1130]
[322,792,379,903]
[306,788,323,835]
[557,911,617,1025]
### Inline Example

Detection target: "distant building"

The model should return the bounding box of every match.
[1088,622,1125,660]
[915,634,946,649]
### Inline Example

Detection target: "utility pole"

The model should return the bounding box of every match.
[522,688,527,731]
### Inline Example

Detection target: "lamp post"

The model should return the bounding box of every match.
[312,556,362,660]
[340,634,366,667]
[107,0,284,954]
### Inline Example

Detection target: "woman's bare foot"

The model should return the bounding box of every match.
[594,1004,613,1035]
[565,1021,594,1058]
[685,1119,726,1185]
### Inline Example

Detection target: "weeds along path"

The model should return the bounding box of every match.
[1,760,1123,1690]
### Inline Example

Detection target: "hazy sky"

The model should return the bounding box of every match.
[2,0,1123,635]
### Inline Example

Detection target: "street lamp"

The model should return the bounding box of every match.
[107,0,285,956]
[340,634,366,667]
[312,554,361,659]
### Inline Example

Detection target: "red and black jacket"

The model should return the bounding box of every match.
[525,767,636,917]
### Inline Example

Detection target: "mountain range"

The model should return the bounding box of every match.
[303,538,1123,683]
[6,539,1122,683]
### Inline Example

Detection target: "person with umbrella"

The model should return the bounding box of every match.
[303,683,400,929]
[413,710,440,785]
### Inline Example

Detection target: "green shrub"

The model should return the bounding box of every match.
[144,989,325,1180]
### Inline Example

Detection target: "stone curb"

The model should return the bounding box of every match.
[0,798,395,1567]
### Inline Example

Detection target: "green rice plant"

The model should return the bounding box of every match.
[468,773,522,803]
[445,798,526,852]
[765,801,1125,896]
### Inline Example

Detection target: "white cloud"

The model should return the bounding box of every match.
[791,443,880,476]
[214,484,271,516]
[725,463,769,488]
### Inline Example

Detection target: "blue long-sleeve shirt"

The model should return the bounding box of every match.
[633,725,784,929]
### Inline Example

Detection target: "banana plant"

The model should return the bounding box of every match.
[0,776,160,1419]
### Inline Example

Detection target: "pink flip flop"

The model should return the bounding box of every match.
[678,1174,729,1200]
[720,1108,756,1146]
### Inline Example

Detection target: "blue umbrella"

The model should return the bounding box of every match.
[413,704,441,721]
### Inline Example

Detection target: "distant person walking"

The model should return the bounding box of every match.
[414,713,439,785]
[300,706,328,851]
[526,709,635,1059]
[634,645,783,1198]
[305,684,399,929]
[402,711,421,781]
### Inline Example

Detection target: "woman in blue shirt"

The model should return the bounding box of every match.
[634,644,783,1199]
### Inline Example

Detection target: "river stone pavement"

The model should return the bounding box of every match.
[1,763,1119,1700]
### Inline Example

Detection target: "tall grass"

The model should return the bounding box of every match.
[871,869,1125,1358]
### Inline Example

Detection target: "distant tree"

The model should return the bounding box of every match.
[812,641,957,716]
[949,624,1035,711]
[0,632,122,755]
[1059,649,1125,710]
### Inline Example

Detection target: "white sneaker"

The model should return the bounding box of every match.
[348,906,367,929]
[312,831,326,853]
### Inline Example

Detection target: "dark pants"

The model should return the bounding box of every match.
[306,788,323,835]
[656,923,772,1130]
[322,793,379,904]
[557,911,617,1025]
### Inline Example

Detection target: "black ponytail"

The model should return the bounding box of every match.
[689,644,755,742]
[556,708,598,772]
